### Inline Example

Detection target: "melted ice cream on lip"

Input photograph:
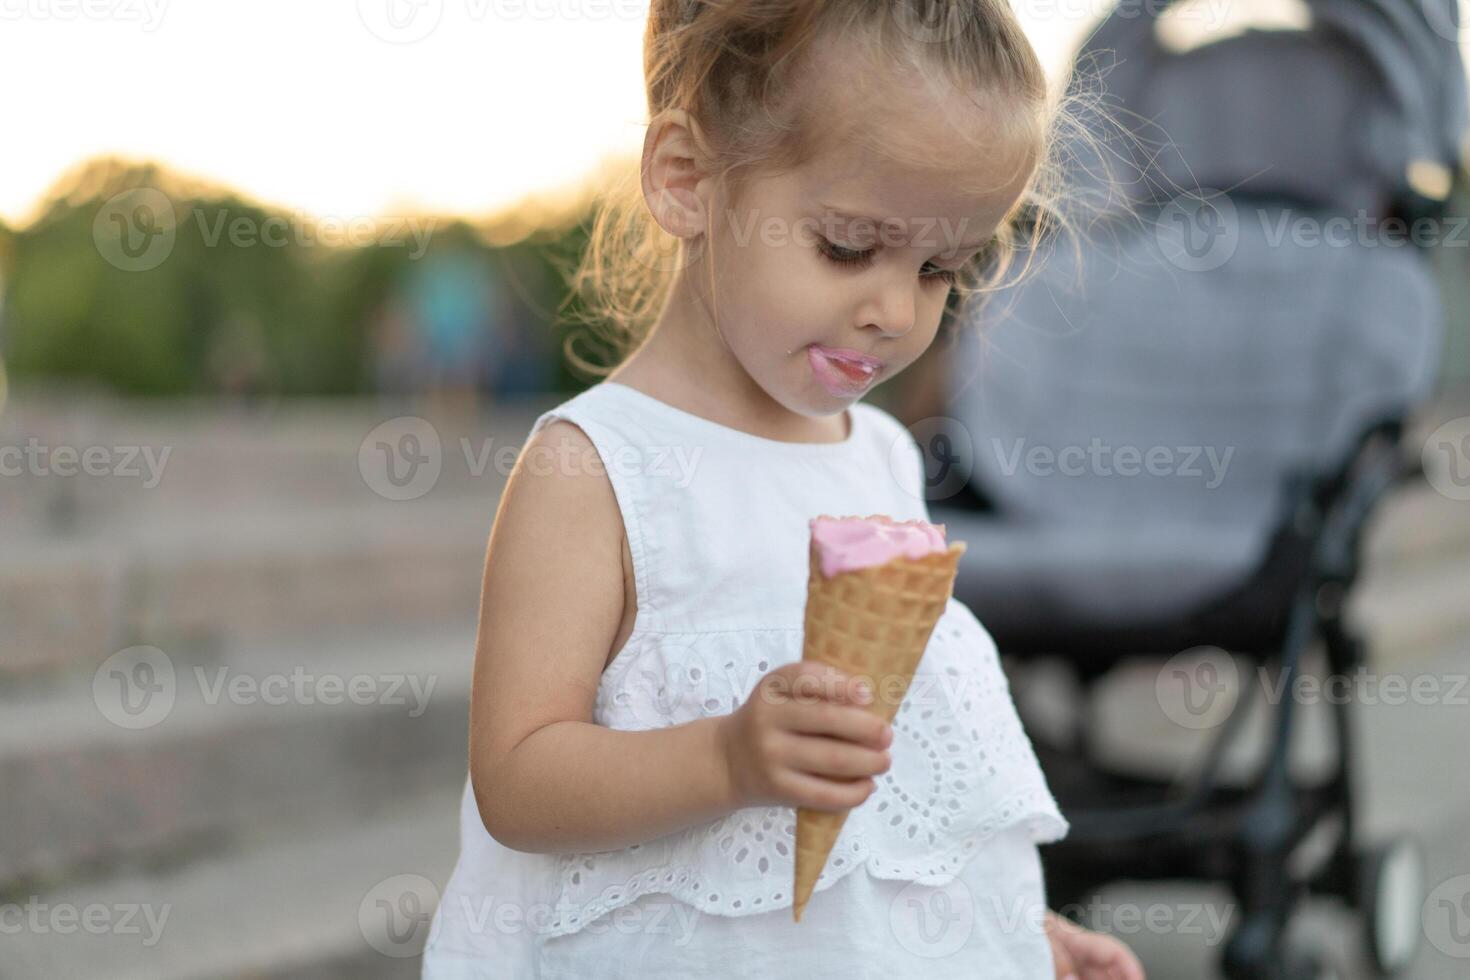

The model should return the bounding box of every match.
[808,515,949,578]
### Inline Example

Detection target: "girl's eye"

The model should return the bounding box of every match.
[817,238,874,268]
[921,264,959,285]
[817,238,958,285]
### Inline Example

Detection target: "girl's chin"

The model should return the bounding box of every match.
[764,376,852,425]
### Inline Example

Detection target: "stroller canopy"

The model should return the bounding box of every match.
[937,0,1465,631]
[1063,0,1466,216]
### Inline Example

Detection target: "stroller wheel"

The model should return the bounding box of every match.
[1358,836,1426,976]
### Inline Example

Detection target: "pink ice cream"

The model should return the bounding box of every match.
[808,515,949,578]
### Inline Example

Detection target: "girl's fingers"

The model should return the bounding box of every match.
[1046,915,1079,979]
[1045,912,1146,980]
[1049,939,1077,979]
[774,767,875,812]
[779,697,891,749]
[1114,946,1146,980]
[777,731,891,779]
[1069,933,1145,980]
[780,662,874,707]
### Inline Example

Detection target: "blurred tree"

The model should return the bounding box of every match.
[0,218,11,414]
[3,157,589,398]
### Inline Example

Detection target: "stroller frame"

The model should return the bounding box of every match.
[1023,415,1432,980]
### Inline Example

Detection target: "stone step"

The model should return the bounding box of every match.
[0,500,491,676]
[0,393,550,536]
[1350,549,1470,661]
[0,787,463,980]
[0,619,474,892]
[1360,481,1470,573]
[0,394,556,678]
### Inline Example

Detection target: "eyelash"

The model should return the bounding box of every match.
[817,238,959,285]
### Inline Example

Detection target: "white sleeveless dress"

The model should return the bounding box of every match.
[422,381,1069,979]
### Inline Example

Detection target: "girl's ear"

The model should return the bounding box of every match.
[641,108,715,239]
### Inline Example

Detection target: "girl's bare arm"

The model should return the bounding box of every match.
[469,419,737,854]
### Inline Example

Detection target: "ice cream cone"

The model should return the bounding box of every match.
[791,514,965,923]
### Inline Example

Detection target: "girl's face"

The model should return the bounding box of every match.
[695,85,1039,423]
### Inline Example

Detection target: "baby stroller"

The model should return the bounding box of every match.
[924,1,1467,978]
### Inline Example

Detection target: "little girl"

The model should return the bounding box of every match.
[424,1,1145,977]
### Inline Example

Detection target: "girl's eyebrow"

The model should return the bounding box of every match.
[815,201,989,250]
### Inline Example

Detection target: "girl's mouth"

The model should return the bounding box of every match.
[807,344,881,396]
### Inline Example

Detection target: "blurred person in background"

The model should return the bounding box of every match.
[480,275,554,400]
[205,310,274,412]
[406,243,495,419]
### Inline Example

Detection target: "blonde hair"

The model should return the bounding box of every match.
[556,0,1099,378]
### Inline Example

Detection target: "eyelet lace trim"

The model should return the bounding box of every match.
[538,787,1065,938]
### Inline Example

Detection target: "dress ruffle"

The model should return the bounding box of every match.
[535,598,1068,939]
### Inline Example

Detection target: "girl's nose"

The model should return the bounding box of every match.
[863,279,916,339]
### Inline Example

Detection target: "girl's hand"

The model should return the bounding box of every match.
[1045,909,1147,980]
[717,661,894,813]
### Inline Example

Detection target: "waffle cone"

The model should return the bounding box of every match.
[791,514,965,923]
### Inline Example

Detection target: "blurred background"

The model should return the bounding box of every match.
[1,1,1468,978]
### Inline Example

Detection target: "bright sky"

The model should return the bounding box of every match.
[0,0,1364,228]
